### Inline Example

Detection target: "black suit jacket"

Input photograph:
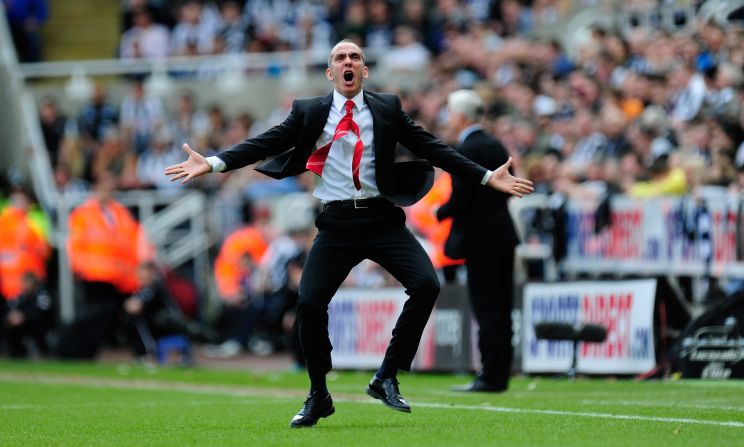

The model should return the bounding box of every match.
[215,91,488,206]
[437,129,518,258]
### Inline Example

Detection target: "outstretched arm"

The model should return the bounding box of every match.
[164,143,211,184]
[486,157,534,198]
[166,100,304,183]
[393,96,533,195]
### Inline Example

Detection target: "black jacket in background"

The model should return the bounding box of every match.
[437,129,519,259]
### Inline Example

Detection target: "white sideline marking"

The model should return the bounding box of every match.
[1,374,743,428]
[404,402,744,428]
[580,399,744,412]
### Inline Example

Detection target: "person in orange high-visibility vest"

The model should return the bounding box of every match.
[406,169,464,282]
[67,173,153,313]
[207,202,270,358]
[214,225,268,302]
[0,190,50,301]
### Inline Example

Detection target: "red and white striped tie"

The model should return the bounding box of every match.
[306,99,364,190]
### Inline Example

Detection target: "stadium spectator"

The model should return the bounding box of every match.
[365,0,395,50]
[203,252,261,358]
[91,127,139,190]
[54,163,90,194]
[670,61,708,125]
[565,107,607,172]
[78,84,119,145]
[380,25,431,74]
[121,0,174,31]
[204,104,227,152]
[243,0,295,52]
[206,221,309,359]
[66,173,153,352]
[123,261,213,362]
[216,0,251,54]
[135,126,185,191]
[286,5,334,55]
[169,92,210,146]
[3,0,47,62]
[119,5,170,59]
[39,96,67,169]
[120,80,165,155]
[398,0,438,53]
[628,148,688,198]
[0,189,50,302]
[334,0,366,47]
[599,105,632,160]
[497,0,533,37]
[206,200,268,357]
[170,0,219,56]
[213,203,269,303]
[0,272,53,358]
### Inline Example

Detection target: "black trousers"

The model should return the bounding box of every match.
[298,204,440,380]
[465,248,515,389]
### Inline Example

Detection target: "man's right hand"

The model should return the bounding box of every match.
[164,143,211,183]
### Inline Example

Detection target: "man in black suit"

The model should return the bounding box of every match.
[166,40,533,428]
[438,89,519,393]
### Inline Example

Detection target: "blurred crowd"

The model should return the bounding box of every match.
[117,0,577,59]
[3,0,744,361]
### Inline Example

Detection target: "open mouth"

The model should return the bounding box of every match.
[343,70,354,83]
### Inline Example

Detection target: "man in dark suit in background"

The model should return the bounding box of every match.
[438,89,519,393]
[166,40,533,427]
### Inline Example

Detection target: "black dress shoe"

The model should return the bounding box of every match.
[366,376,411,413]
[450,378,506,393]
[289,392,335,428]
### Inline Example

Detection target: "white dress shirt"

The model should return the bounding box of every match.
[311,90,380,202]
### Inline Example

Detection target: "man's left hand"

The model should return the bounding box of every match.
[487,157,534,198]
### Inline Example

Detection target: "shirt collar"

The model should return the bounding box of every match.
[333,89,364,112]
[458,124,482,144]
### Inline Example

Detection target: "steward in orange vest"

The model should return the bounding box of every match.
[0,191,50,301]
[214,226,268,302]
[406,170,464,272]
[67,176,152,295]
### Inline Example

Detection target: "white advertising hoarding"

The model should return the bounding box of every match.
[522,280,657,374]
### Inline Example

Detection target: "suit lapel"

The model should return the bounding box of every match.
[364,92,389,161]
[305,93,333,150]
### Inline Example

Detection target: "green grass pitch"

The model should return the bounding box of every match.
[1,360,743,446]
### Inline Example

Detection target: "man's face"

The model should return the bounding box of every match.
[326,42,368,98]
